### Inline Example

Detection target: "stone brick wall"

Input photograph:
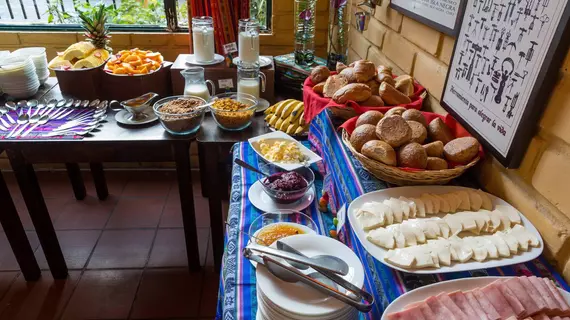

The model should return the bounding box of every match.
[349,0,570,279]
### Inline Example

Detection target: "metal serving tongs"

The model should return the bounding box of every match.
[244,248,374,313]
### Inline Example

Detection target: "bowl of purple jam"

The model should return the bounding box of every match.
[259,164,315,204]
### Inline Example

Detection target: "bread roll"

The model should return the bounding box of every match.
[407,120,427,144]
[350,124,377,152]
[312,82,325,94]
[402,109,427,127]
[385,106,407,117]
[323,75,348,98]
[376,73,396,86]
[427,118,454,144]
[333,83,371,103]
[379,82,412,105]
[443,137,480,164]
[422,141,444,158]
[376,115,412,148]
[339,67,357,83]
[361,140,397,166]
[353,60,376,83]
[336,61,348,73]
[310,66,330,84]
[426,157,448,170]
[395,75,414,96]
[356,111,384,127]
[398,143,428,169]
[360,95,384,107]
[365,79,380,95]
[377,65,392,76]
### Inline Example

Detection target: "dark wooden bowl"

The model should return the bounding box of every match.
[100,62,173,101]
[54,66,102,100]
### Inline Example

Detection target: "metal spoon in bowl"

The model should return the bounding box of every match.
[234,158,271,178]
[276,240,349,274]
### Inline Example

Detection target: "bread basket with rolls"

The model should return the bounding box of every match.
[341,109,481,185]
[303,60,427,123]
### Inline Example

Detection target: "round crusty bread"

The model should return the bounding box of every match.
[402,109,427,127]
[376,115,412,148]
[310,66,330,84]
[349,124,377,152]
[407,120,427,144]
[365,79,380,95]
[443,137,480,164]
[398,143,428,169]
[361,140,397,166]
[333,83,371,103]
[356,111,384,127]
[426,157,448,170]
[360,95,385,107]
[422,141,444,158]
[323,75,348,98]
[339,67,357,83]
[312,82,325,94]
[428,118,455,144]
[385,106,407,117]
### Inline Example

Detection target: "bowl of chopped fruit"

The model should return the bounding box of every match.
[153,95,208,135]
[208,92,258,131]
[258,163,315,204]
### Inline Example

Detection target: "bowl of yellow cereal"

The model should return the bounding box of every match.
[208,92,258,131]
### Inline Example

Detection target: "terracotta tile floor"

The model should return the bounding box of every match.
[0,169,220,320]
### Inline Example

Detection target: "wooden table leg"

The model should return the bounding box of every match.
[0,170,41,281]
[89,162,108,200]
[8,150,68,279]
[202,144,224,272]
[65,163,86,200]
[172,141,201,271]
[198,143,209,198]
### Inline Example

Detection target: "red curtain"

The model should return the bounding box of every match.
[189,0,250,54]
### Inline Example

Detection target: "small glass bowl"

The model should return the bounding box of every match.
[208,92,258,131]
[258,162,315,204]
[247,211,318,246]
[153,95,207,135]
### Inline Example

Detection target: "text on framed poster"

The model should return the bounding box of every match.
[390,0,466,36]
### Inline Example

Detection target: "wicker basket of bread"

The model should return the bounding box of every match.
[341,108,480,185]
[303,60,427,122]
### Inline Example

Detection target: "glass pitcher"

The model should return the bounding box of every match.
[238,19,260,65]
[192,16,215,63]
[237,62,265,100]
[181,67,215,100]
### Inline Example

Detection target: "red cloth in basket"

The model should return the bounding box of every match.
[339,112,484,171]
[303,73,426,124]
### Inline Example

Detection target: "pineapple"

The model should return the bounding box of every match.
[78,4,111,51]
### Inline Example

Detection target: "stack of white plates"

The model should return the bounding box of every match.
[254,234,365,320]
[0,56,40,99]
[10,47,49,84]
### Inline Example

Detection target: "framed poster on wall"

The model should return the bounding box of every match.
[390,0,467,36]
[441,0,570,168]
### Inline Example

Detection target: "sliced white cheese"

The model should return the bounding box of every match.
[480,209,500,232]
[384,199,404,223]
[385,249,414,268]
[408,247,438,268]
[413,197,426,217]
[495,231,520,254]
[454,212,478,232]
[422,218,442,239]
[425,193,440,213]
[427,239,452,266]
[444,214,463,235]
[507,225,540,248]
[399,223,418,247]
[448,235,473,262]
[399,196,417,218]
[476,236,499,259]
[387,225,407,248]
[477,189,494,210]
[367,228,395,249]
[399,198,411,220]
[489,234,511,257]
[468,189,483,211]
[355,209,384,231]
[420,194,435,214]
[455,191,471,211]
[435,219,451,238]
[462,237,488,262]
[491,209,511,231]
[495,204,522,225]
[404,220,427,243]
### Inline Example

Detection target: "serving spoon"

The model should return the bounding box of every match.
[234,158,271,178]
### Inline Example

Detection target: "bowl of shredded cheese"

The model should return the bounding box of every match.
[258,163,315,204]
[256,138,309,164]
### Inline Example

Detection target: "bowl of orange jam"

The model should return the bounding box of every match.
[248,211,318,246]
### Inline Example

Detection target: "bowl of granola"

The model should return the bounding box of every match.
[209,92,258,131]
[153,95,207,135]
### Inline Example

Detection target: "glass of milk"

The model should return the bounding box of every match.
[237,61,265,100]
[192,16,215,63]
[181,67,215,100]
[238,19,260,65]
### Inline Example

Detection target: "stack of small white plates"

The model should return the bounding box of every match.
[10,47,49,84]
[255,234,364,320]
[0,56,40,99]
